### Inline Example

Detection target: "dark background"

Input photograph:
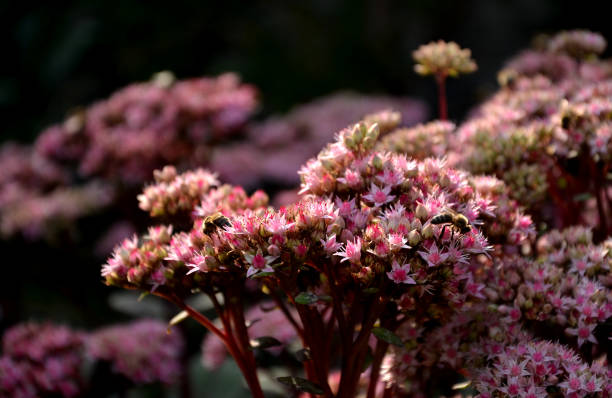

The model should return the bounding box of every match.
[2,0,612,145]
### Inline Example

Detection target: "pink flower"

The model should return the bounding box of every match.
[387,260,416,284]
[337,169,362,188]
[243,251,277,277]
[500,376,522,396]
[264,214,295,235]
[334,237,362,264]
[362,183,395,206]
[387,233,411,251]
[418,242,449,267]
[186,253,215,275]
[565,322,597,347]
[376,169,403,187]
[569,256,590,275]
[559,374,585,394]
[320,234,342,254]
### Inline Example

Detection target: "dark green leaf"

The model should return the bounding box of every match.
[251,271,275,279]
[295,292,318,305]
[277,376,324,394]
[295,348,312,362]
[573,192,592,202]
[317,294,332,302]
[362,287,379,295]
[372,327,403,347]
[250,336,283,349]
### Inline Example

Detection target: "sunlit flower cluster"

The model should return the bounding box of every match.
[451,36,612,234]
[138,165,220,217]
[377,120,454,160]
[413,40,477,78]
[102,109,535,397]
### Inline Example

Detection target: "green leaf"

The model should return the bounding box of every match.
[317,294,332,303]
[251,271,275,279]
[372,327,403,347]
[295,348,312,362]
[137,292,149,301]
[295,292,318,305]
[250,336,283,350]
[573,192,592,202]
[277,376,324,394]
[362,287,379,295]
[108,291,166,318]
[168,310,189,330]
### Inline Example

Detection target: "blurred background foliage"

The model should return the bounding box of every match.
[2,0,611,144]
[1,1,612,396]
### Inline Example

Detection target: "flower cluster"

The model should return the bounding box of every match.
[104,109,534,397]
[38,72,257,182]
[102,175,269,292]
[451,33,612,234]
[385,222,611,396]
[138,166,220,217]
[0,73,257,240]
[210,92,427,190]
[548,30,607,59]
[0,323,85,398]
[472,339,611,397]
[86,319,183,385]
[376,120,454,160]
[413,40,477,78]
[1,182,113,239]
[0,319,186,397]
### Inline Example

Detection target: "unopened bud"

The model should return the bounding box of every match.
[407,230,421,246]
[362,123,380,149]
[421,224,434,239]
[415,204,429,220]
[371,155,383,170]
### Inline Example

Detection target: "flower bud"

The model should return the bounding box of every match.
[421,224,434,239]
[267,244,280,257]
[362,123,380,149]
[415,204,429,220]
[407,229,421,246]
[371,155,383,170]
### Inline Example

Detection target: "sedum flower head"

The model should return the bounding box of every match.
[138,166,220,217]
[0,322,85,398]
[548,30,607,59]
[413,40,477,78]
[377,120,455,160]
[87,319,183,385]
[103,110,533,342]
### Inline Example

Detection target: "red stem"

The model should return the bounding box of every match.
[337,296,387,398]
[436,74,448,121]
[587,156,608,237]
[366,339,389,398]
[160,291,265,398]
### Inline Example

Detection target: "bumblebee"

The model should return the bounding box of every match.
[430,208,471,240]
[203,213,231,234]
